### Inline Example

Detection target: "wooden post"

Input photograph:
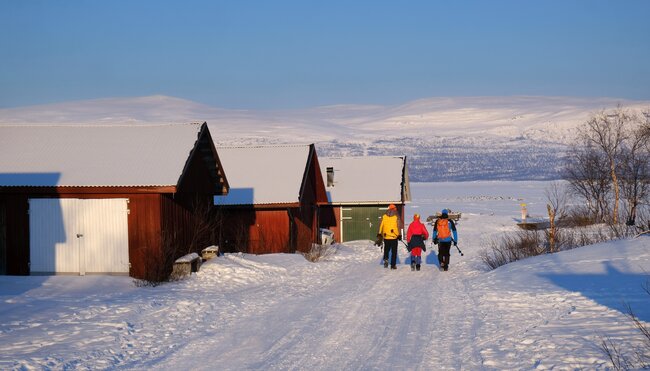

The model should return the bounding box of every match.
[547,204,556,253]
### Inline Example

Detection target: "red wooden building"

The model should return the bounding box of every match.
[214,144,328,254]
[0,123,228,279]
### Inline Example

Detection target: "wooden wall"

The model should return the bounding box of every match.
[219,208,291,254]
[292,205,316,254]
[126,194,163,279]
[0,195,29,275]
[292,145,328,252]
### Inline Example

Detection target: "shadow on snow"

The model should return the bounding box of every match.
[538,260,650,322]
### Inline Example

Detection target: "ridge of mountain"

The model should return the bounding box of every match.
[2,95,648,181]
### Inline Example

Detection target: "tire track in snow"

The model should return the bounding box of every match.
[151,245,484,370]
[416,261,484,370]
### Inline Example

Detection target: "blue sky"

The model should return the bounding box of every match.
[1,0,649,109]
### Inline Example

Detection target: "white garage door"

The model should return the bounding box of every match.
[29,198,130,275]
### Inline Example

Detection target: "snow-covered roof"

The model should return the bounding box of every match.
[214,145,312,205]
[0,123,209,187]
[320,156,410,204]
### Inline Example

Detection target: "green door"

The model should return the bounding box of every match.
[341,205,387,242]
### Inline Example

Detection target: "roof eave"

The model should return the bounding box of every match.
[0,185,178,194]
[176,122,230,195]
[216,202,302,209]
[324,201,408,206]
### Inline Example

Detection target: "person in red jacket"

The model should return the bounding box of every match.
[406,214,429,271]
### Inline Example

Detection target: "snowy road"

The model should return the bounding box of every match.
[149,244,485,371]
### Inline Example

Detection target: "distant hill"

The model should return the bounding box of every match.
[2,95,648,181]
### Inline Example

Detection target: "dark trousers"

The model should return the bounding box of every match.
[438,241,451,268]
[409,235,425,266]
[383,239,398,267]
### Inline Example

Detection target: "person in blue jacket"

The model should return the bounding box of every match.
[432,209,458,271]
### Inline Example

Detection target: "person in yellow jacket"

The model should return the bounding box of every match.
[378,204,402,269]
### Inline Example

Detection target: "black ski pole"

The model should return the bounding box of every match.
[453,240,464,256]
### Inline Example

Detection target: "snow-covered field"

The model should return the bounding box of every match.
[3,95,649,181]
[1,181,649,370]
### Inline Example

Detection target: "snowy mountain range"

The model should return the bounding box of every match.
[2,95,648,181]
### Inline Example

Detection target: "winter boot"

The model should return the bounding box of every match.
[416,264,421,271]
[384,259,388,268]
[411,260,416,271]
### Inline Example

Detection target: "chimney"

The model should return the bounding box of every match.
[326,167,334,187]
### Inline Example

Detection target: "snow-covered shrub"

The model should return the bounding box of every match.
[301,243,338,262]
[480,224,615,270]
[559,206,596,228]
[480,230,545,270]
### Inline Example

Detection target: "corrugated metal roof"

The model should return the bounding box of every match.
[0,124,204,187]
[320,156,409,204]
[214,145,311,205]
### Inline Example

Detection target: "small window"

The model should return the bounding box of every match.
[326,167,334,187]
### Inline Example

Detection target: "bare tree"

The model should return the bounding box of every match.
[545,181,569,221]
[580,107,631,225]
[565,106,650,235]
[643,109,650,143]
[619,122,650,227]
[565,143,612,222]
[545,181,569,253]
